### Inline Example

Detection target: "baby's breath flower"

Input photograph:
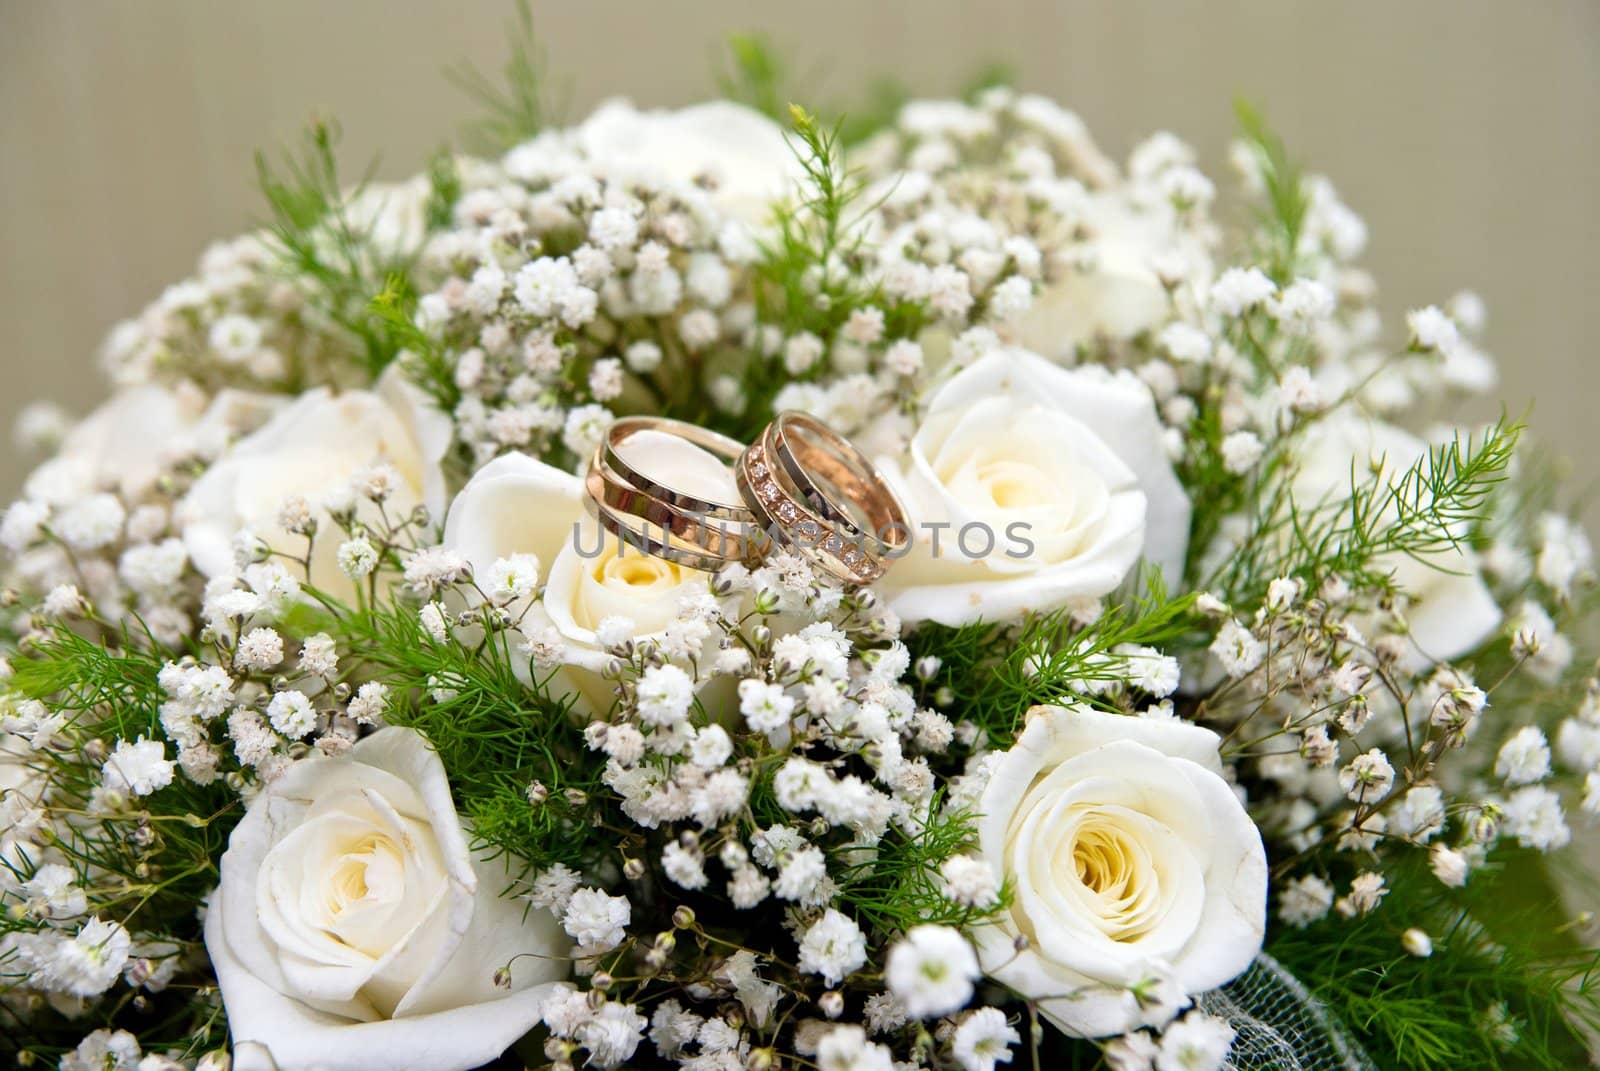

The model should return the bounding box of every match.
[336,537,380,582]
[1494,726,1551,785]
[266,690,316,738]
[486,552,542,603]
[1220,430,1264,474]
[1338,749,1395,802]
[103,737,175,797]
[594,615,636,650]
[347,681,389,725]
[636,664,694,726]
[1406,305,1460,353]
[797,909,868,986]
[884,924,979,1019]
[951,1007,1020,1071]
[562,888,630,951]
[419,601,451,643]
[939,855,1000,909]
[1335,872,1387,918]
[1278,874,1334,928]
[296,634,338,678]
[235,627,284,671]
[1209,619,1264,678]
[1156,1011,1235,1071]
[1208,267,1276,317]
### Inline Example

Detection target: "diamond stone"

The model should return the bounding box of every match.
[751,460,768,479]
[777,501,799,523]
[758,480,780,501]
[842,547,862,565]
[823,535,844,553]
[797,519,820,537]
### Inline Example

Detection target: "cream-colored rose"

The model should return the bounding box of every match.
[576,99,803,222]
[205,727,569,1071]
[1013,191,1204,360]
[876,347,1189,626]
[972,704,1266,1037]
[178,368,451,602]
[24,384,280,505]
[1292,410,1501,664]
[342,177,433,263]
[442,432,732,694]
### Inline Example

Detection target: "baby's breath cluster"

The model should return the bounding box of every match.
[409,132,766,467]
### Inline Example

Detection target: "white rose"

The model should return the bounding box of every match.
[25,385,281,504]
[576,99,803,222]
[876,347,1189,626]
[341,177,432,263]
[1014,191,1204,360]
[972,704,1266,1037]
[1292,409,1501,663]
[442,432,733,697]
[178,368,451,601]
[205,727,569,1071]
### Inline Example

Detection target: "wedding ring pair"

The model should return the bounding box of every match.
[584,413,910,583]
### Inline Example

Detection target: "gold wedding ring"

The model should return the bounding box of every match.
[736,411,910,584]
[584,417,761,572]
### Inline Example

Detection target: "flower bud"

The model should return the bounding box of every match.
[1401,928,1433,957]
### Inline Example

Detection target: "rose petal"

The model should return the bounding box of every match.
[576,99,802,222]
[1389,550,1503,665]
[441,452,584,579]
[210,889,559,1071]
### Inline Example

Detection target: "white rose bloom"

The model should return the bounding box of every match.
[341,177,432,263]
[575,99,803,222]
[876,347,1189,626]
[972,704,1266,1037]
[1292,410,1501,664]
[25,384,280,505]
[442,431,733,698]
[1013,191,1204,359]
[205,727,570,1071]
[179,368,451,602]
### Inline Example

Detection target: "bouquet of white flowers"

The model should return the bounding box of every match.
[3,30,1596,1071]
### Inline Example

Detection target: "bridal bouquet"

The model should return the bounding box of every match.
[3,34,1597,1071]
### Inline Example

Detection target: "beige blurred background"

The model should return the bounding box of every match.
[1,0,1597,508]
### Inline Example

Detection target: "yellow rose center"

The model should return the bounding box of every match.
[978,458,1057,510]
[1073,827,1136,897]
[594,544,686,591]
